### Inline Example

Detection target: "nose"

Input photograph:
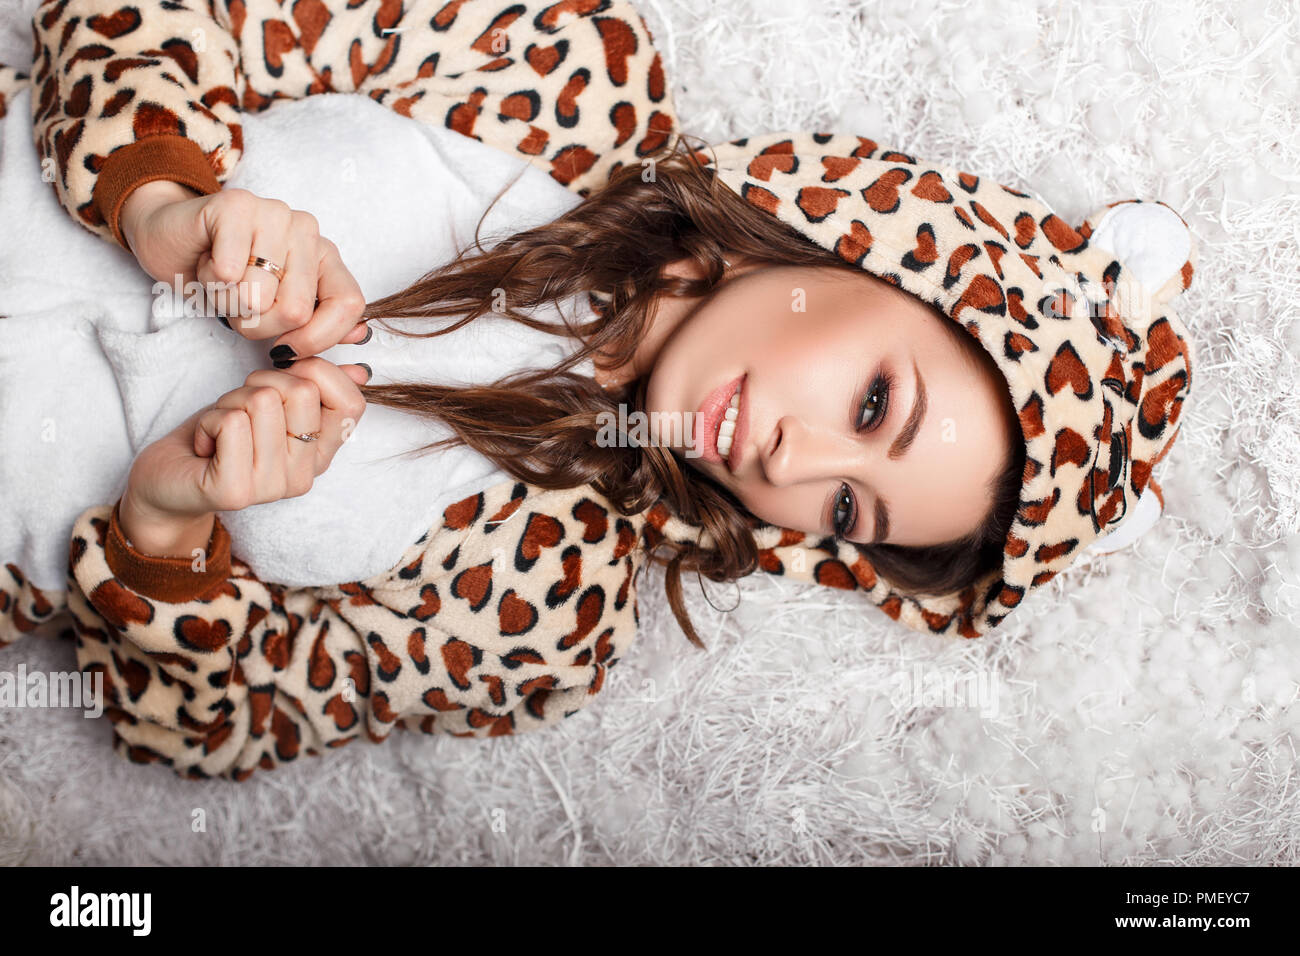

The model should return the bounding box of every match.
[762,415,863,488]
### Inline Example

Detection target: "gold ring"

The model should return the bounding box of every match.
[247,255,287,282]
[290,431,320,443]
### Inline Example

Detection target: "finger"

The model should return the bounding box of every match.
[193,406,228,459]
[281,357,368,415]
[336,363,372,390]
[205,193,256,284]
[216,385,288,502]
[195,250,215,288]
[194,407,255,513]
[237,228,289,337]
[241,368,322,426]
[257,212,320,358]
[242,368,323,478]
[279,358,368,468]
[219,198,291,338]
[271,239,367,359]
[194,251,235,330]
[195,251,223,311]
[338,320,372,345]
[243,386,290,503]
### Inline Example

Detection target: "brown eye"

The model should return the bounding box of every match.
[832,482,855,537]
[857,371,894,432]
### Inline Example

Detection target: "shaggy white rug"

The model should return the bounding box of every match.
[2,0,1298,866]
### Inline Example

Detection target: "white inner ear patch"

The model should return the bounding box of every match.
[1088,202,1192,295]
[1086,485,1164,554]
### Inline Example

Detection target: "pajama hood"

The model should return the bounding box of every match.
[641,131,1198,638]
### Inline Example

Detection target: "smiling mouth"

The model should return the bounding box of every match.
[716,380,742,460]
[694,372,746,472]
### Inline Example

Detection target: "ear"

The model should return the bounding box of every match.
[1076,199,1192,556]
[1086,483,1164,554]
[660,256,712,282]
[1081,199,1198,308]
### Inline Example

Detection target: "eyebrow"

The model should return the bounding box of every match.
[861,359,927,545]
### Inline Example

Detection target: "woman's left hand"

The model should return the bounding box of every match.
[121,182,371,358]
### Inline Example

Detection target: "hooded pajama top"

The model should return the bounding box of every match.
[0,0,1197,781]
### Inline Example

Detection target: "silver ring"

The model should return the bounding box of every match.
[290,431,320,443]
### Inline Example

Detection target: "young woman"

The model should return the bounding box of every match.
[1,0,1193,780]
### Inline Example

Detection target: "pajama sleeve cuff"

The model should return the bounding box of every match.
[106,499,233,602]
[94,136,222,249]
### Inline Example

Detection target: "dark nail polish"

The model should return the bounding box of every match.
[357,363,372,383]
[358,326,373,345]
[269,344,296,362]
[272,358,295,369]
[217,315,231,330]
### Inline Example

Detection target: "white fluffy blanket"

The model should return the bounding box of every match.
[2,0,1298,866]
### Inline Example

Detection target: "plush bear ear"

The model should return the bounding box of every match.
[1076,199,1193,557]
[1081,199,1198,308]
[1086,483,1164,555]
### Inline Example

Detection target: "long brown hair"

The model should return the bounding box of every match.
[359,133,1025,648]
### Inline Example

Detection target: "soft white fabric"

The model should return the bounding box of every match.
[0,89,594,591]
[1088,201,1194,296]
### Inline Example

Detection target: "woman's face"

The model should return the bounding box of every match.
[639,259,1019,547]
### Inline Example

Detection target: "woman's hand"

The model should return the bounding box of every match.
[120,181,371,358]
[119,358,370,557]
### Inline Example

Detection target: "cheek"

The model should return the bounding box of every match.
[745,317,839,387]
[729,483,820,534]
[717,284,829,359]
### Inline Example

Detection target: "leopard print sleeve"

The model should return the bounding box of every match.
[30,0,679,249]
[215,0,679,197]
[339,0,680,198]
[30,0,243,248]
[0,64,28,120]
[0,561,66,646]
[64,480,643,781]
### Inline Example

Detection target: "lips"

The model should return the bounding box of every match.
[694,372,746,472]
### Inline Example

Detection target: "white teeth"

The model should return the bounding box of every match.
[716,381,742,459]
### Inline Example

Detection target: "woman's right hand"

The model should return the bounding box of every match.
[120,181,371,358]
[119,359,370,557]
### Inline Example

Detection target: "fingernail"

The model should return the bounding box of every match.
[217,315,231,330]
[357,362,373,383]
[358,325,373,345]
[270,344,296,362]
[272,358,295,369]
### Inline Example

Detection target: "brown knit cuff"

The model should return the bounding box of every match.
[94,136,222,249]
[106,500,232,603]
